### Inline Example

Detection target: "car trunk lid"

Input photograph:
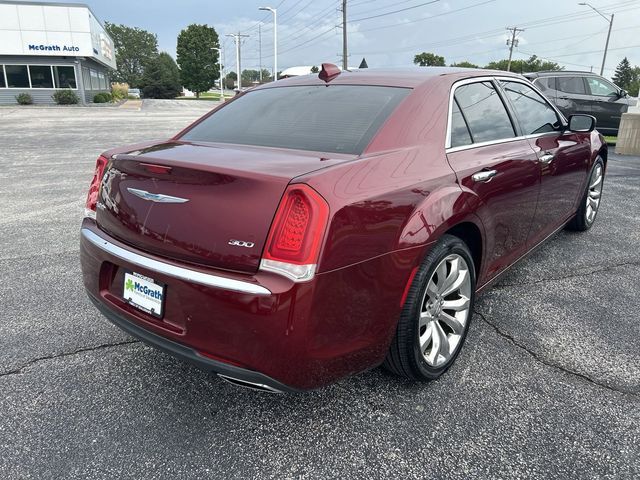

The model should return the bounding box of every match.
[96,141,354,273]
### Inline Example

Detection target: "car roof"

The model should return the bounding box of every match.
[255,66,525,89]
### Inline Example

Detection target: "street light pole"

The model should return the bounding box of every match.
[211,46,224,101]
[259,7,277,81]
[579,2,614,76]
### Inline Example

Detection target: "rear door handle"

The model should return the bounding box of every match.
[538,154,554,165]
[472,170,497,183]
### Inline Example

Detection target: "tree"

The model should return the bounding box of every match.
[612,57,633,90]
[176,24,220,98]
[484,55,562,73]
[224,72,237,90]
[104,22,158,87]
[414,52,445,67]
[310,65,319,73]
[241,69,261,86]
[450,61,478,68]
[260,69,272,82]
[140,52,181,99]
[628,66,640,96]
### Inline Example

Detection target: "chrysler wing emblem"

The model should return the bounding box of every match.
[127,188,189,203]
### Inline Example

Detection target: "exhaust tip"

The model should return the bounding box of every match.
[217,374,282,394]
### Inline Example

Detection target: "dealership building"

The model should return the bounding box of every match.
[0,1,116,104]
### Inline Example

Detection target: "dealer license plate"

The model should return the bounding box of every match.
[123,272,165,318]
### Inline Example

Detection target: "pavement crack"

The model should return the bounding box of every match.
[474,308,640,400]
[0,340,140,377]
[494,259,640,289]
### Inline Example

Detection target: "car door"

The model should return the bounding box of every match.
[446,79,540,281]
[555,75,592,118]
[585,76,629,133]
[498,79,591,245]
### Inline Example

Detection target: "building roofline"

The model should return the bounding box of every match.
[0,0,113,43]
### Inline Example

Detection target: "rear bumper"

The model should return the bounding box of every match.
[80,219,422,390]
[87,293,297,393]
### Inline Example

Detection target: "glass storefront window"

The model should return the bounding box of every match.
[90,69,99,90]
[5,65,30,88]
[82,67,91,90]
[29,65,54,88]
[0,66,5,88]
[53,66,77,89]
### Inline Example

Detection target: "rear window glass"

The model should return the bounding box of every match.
[180,85,410,155]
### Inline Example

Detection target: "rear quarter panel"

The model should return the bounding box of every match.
[298,76,485,276]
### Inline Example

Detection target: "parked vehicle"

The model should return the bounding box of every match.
[127,88,141,99]
[524,70,635,135]
[81,65,606,392]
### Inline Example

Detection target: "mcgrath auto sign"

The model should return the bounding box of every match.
[28,44,80,53]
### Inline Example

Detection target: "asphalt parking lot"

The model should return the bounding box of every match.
[1,100,638,479]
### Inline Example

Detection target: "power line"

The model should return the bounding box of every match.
[350,0,440,22]
[357,0,496,33]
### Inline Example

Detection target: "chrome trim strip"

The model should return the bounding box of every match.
[81,228,272,296]
[217,374,282,393]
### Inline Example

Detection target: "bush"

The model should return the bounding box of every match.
[52,89,79,105]
[142,85,180,99]
[16,93,33,105]
[111,82,129,101]
[93,92,112,103]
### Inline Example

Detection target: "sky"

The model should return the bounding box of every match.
[49,0,640,79]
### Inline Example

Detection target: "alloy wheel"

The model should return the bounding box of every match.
[418,254,472,367]
[586,163,603,224]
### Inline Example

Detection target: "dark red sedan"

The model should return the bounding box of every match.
[80,65,606,392]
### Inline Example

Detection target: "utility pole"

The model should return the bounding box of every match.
[226,32,249,90]
[579,3,614,76]
[506,26,524,72]
[259,24,262,82]
[341,0,348,70]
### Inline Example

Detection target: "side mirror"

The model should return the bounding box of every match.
[568,114,596,133]
[619,89,628,98]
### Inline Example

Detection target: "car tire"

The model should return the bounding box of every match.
[383,234,476,381]
[567,157,605,232]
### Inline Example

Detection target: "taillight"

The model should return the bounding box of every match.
[84,155,108,219]
[260,184,329,282]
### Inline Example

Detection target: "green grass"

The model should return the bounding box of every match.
[175,97,220,101]
[604,136,617,145]
[175,92,232,101]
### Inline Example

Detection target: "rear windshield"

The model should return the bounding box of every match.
[180,85,410,155]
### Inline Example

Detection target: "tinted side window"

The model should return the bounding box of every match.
[534,78,548,91]
[450,99,473,148]
[557,76,586,94]
[454,82,515,143]
[501,81,559,135]
[586,77,618,96]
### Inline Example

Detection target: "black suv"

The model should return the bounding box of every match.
[524,71,636,135]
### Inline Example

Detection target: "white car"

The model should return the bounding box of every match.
[128,88,141,99]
